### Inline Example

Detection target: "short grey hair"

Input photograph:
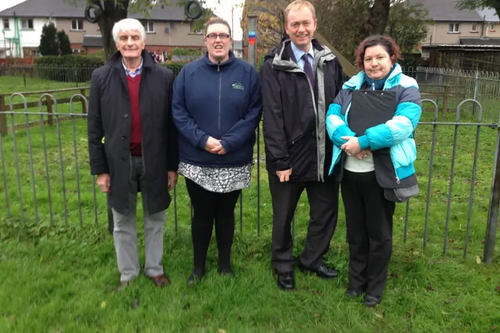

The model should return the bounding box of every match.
[112,18,146,42]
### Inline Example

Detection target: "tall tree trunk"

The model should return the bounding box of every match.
[359,0,391,39]
[92,0,129,60]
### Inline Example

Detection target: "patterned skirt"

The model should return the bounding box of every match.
[178,162,252,193]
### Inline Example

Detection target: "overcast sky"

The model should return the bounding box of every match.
[1,0,245,40]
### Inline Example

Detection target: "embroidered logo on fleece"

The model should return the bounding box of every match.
[232,83,244,91]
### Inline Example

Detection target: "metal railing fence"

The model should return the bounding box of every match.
[1,92,500,264]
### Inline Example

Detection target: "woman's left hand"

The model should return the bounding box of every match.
[341,136,361,155]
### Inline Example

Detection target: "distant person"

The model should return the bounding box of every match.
[326,35,421,307]
[172,17,262,285]
[88,18,178,291]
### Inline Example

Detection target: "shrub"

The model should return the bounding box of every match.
[162,62,186,76]
[35,55,104,82]
[170,47,203,57]
[39,23,73,56]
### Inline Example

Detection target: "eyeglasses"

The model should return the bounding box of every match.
[206,33,231,40]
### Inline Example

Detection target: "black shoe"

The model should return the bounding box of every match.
[299,263,338,279]
[345,288,363,298]
[218,268,235,278]
[277,271,295,291]
[187,273,203,286]
[364,295,382,307]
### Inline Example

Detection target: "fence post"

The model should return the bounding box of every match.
[473,70,479,115]
[248,15,257,65]
[80,88,87,113]
[46,96,53,126]
[442,85,449,114]
[484,119,500,264]
[0,95,6,136]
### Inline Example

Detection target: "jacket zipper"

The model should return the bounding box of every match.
[303,69,322,182]
[218,62,222,138]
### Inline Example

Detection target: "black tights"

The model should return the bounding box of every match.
[185,178,241,276]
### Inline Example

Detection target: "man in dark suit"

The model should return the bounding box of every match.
[88,18,178,291]
[260,0,344,291]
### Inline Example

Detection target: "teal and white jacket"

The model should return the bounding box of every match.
[326,63,422,186]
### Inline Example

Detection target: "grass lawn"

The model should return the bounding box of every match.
[0,76,88,94]
[0,76,89,130]
[1,111,500,332]
[1,77,500,332]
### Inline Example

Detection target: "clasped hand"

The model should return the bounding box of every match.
[205,136,227,155]
[341,136,371,160]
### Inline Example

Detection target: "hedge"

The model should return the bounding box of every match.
[162,62,186,75]
[33,55,186,82]
[35,55,104,82]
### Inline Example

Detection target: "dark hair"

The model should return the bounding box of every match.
[204,17,232,36]
[354,35,401,70]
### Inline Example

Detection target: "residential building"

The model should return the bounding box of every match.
[0,0,204,58]
[412,0,500,45]
[411,0,500,70]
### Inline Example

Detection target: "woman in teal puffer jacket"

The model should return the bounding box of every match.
[326,35,422,307]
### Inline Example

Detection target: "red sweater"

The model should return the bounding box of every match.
[127,74,142,156]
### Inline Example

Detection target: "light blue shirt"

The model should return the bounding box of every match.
[122,57,143,78]
[291,42,314,71]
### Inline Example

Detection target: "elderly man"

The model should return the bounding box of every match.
[88,18,178,291]
[261,0,344,291]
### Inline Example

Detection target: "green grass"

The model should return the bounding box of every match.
[0,76,88,94]
[1,113,500,332]
[1,77,500,331]
[1,222,500,333]
[0,76,89,129]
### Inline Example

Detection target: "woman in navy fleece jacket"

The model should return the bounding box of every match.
[172,17,262,285]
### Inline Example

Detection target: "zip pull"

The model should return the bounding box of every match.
[372,82,375,91]
[395,176,401,184]
[218,61,220,72]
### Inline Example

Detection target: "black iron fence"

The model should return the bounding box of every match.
[1,91,500,264]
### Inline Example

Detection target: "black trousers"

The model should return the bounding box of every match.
[185,178,241,276]
[341,170,395,298]
[268,174,339,273]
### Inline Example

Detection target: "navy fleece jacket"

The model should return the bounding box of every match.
[172,52,262,167]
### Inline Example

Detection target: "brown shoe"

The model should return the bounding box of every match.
[115,281,130,292]
[150,274,170,288]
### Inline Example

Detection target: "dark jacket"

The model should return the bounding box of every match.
[87,50,179,215]
[261,39,343,182]
[172,52,262,167]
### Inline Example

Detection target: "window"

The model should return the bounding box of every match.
[190,23,202,34]
[72,48,82,53]
[490,24,496,32]
[143,21,154,33]
[2,18,9,30]
[471,23,478,32]
[21,18,34,30]
[71,19,84,31]
[448,23,460,33]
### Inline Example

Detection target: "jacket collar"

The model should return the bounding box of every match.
[344,63,403,90]
[108,50,156,69]
[271,39,335,71]
[202,51,236,68]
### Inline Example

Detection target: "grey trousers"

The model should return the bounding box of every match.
[112,156,166,282]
